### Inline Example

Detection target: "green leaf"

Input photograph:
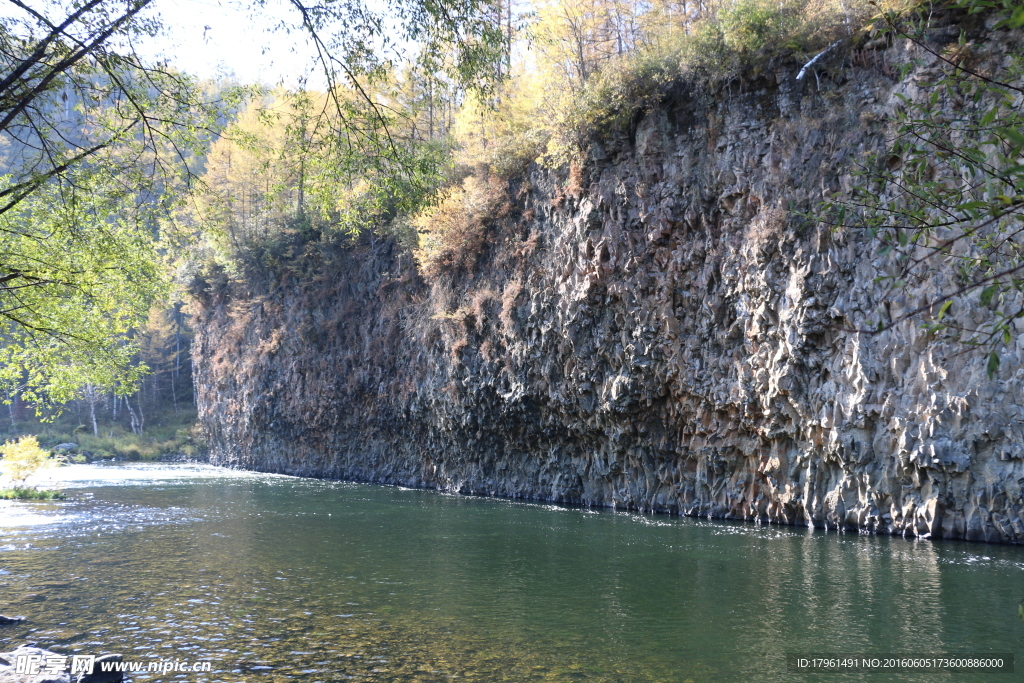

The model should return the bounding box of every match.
[987,350,1000,379]
[980,284,999,306]
[998,127,1024,149]
[938,300,953,319]
[1007,5,1024,27]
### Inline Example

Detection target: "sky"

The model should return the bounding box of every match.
[145,0,321,86]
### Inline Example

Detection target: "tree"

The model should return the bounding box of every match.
[0,0,509,405]
[135,305,193,416]
[532,0,640,90]
[0,0,235,406]
[193,85,442,257]
[0,172,169,406]
[255,0,509,233]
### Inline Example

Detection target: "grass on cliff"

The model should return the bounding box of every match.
[551,0,875,147]
[454,0,914,174]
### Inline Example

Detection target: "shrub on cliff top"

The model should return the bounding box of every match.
[473,0,887,173]
[572,0,876,121]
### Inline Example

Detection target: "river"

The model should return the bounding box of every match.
[1,463,1021,681]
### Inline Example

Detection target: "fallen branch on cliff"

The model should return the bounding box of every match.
[797,40,842,80]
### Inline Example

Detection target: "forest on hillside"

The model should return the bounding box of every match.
[0,0,1023,457]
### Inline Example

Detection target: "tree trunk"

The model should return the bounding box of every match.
[136,390,145,432]
[125,398,140,435]
[86,384,99,437]
[173,311,180,414]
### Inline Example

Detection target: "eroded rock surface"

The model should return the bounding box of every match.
[193,29,1024,543]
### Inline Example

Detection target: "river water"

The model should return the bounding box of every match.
[0,463,1022,682]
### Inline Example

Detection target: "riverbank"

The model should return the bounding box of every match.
[0,410,207,465]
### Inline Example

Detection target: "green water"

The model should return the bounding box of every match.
[0,463,1022,682]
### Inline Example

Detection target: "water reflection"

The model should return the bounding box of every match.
[0,464,1021,682]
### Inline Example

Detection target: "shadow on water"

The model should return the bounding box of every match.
[0,463,1022,682]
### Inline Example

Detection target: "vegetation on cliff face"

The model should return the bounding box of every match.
[825,0,1024,376]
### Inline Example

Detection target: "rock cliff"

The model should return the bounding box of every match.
[192,27,1024,543]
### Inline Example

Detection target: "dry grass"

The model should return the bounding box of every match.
[413,175,508,280]
[566,162,585,197]
[479,338,499,363]
[469,287,499,324]
[500,278,524,337]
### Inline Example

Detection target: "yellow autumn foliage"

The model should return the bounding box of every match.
[0,436,62,488]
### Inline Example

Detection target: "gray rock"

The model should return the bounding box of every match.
[52,444,77,454]
[0,615,25,625]
[77,654,122,683]
[0,647,70,683]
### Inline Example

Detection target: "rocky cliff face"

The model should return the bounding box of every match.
[192,29,1024,543]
